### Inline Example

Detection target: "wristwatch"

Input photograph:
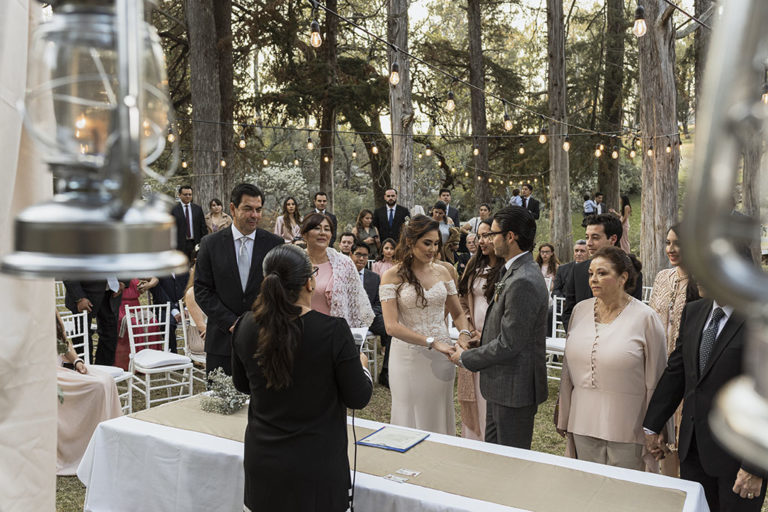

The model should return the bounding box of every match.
[425,337,435,350]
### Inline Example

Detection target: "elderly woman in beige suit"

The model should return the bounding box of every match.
[557,246,667,471]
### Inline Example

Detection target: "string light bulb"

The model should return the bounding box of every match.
[323,155,330,163]
[352,147,357,158]
[167,127,176,143]
[632,5,647,37]
[310,19,322,48]
[562,136,571,152]
[445,91,456,112]
[762,83,768,105]
[389,61,400,86]
[371,141,379,155]
[488,177,493,183]
[220,157,227,168]
[594,145,602,158]
[665,139,672,154]
[417,151,422,159]
[629,148,637,159]
[647,144,654,157]
[464,171,469,177]
[477,176,482,181]
[473,145,480,156]
[611,147,619,159]
[293,156,300,166]
[181,154,188,169]
[238,134,246,149]
[599,143,605,151]
[425,143,432,156]
[518,144,525,155]
[307,136,314,151]
[503,113,513,131]
[262,157,269,166]
[538,117,548,144]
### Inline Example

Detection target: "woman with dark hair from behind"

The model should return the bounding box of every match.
[232,244,372,511]
[646,223,700,477]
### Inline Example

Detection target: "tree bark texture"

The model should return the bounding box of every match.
[467,0,490,205]
[693,0,712,108]
[742,139,761,264]
[186,0,222,206]
[388,0,415,210]
[597,0,624,212]
[638,2,680,279]
[318,0,338,210]
[547,0,573,262]
[213,0,235,197]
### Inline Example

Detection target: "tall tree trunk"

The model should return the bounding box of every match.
[213,0,235,197]
[467,0,489,205]
[638,3,679,279]
[318,0,338,210]
[341,106,391,210]
[547,0,573,262]
[693,0,712,108]
[388,0,414,210]
[597,0,624,212]
[186,0,222,206]
[742,138,761,264]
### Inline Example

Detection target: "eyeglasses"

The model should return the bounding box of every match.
[311,266,319,277]
[480,231,504,240]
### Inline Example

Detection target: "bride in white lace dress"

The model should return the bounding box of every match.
[380,215,472,435]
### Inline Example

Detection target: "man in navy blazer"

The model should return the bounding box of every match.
[171,185,207,262]
[312,192,338,247]
[372,188,410,244]
[195,183,283,375]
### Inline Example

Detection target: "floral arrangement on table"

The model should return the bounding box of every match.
[200,368,248,415]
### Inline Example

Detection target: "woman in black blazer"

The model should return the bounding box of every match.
[232,244,373,512]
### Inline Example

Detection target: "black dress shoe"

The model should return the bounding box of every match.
[377,369,389,389]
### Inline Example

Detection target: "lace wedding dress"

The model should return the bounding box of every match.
[380,278,457,435]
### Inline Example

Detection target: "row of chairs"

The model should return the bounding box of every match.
[61,302,200,414]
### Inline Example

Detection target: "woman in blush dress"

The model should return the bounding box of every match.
[610,195,632,254]
[647,223,700,476]
[273,196,302,243]
[373,238,396,276]
[301,212,374,329]
[380,215,473,435]
[557,246,667,471]
[457,219,504,440]
[536,243,559,294]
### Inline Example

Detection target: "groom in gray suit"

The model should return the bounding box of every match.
[451,206,549,449]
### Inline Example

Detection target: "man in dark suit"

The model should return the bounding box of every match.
[552,240,588,298]
[350,241,391,387]
[520,183,540,220]
[312,192,338,247]
[372,188,410,243]
[452,206,549,449]
[150,272,188,353]
[644,294,767,511]
[195,183,284,375]
[171,185,207,262]
[439,188,461,226]
[562,214,643,330]
[64,277,126,365]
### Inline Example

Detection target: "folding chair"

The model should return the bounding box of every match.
[642,286,653,304]
[545,296,566,381]
[55,281,69,314]
[178,299,207,389]
[125,303,193,409]
[60,311,133,414]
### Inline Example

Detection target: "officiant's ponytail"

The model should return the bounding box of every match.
[251,245,312,390]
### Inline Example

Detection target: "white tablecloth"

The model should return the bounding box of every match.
[78,416,709,512]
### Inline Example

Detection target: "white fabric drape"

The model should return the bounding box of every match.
[0,1,57,510]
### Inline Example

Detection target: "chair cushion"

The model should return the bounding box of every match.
[546,337,566,354]
[90,364,127,379]
[134,349,191,369]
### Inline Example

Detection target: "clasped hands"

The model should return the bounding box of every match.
[430,331,480,366]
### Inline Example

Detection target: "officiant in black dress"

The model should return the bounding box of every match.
[232,244,372,512]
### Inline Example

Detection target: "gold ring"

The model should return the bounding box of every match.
[747,493,754,499]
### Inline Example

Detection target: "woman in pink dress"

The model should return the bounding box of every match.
[611,195,632,254]
[301,213,374,328]
[114,277,159,370]
[373,238,396,275]
[457,220,504,440]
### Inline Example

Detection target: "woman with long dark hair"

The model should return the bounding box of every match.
[610,195,632,253]
[457,219,504,440]
[647,223,700,476]
[273,196,302,243]
[205,198,233,234]
[380,214,472,435]
[232,244,372,511]
[373,238,396,275]
[352,208,380,259]
[536,242,560,293]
